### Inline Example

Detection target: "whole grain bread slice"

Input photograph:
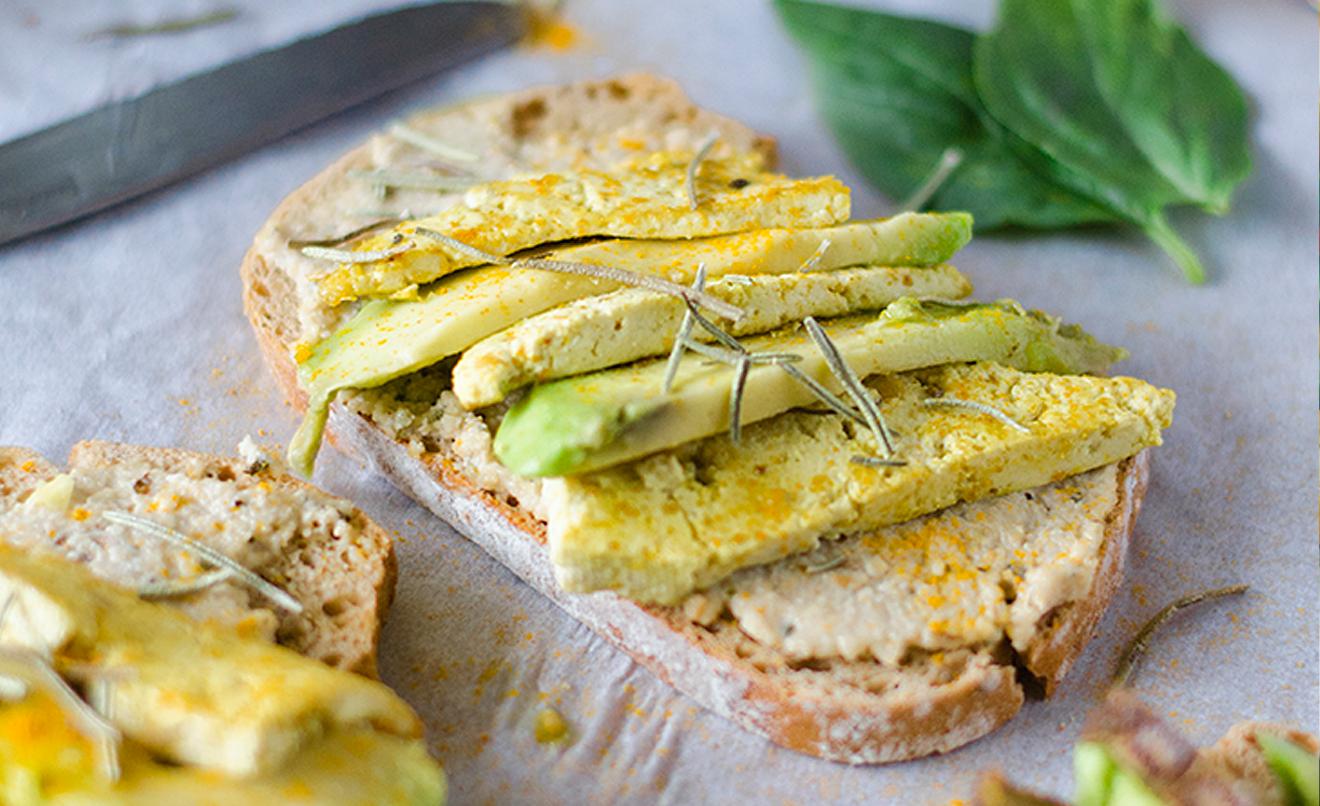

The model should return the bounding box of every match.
[0,440,395,677]
[242,73,1152,763]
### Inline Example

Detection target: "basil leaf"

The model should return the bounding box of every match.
[974,0,1251,282]
[1077,0,1252,215]
[775,0,1114,231]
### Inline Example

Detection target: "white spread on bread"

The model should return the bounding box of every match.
[708,465,1116,664]
[0,457,358,641]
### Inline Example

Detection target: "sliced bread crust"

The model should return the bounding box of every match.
[241,74,1151,762]
[0,440,395,677]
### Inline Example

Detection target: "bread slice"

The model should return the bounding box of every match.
[0,440,395,677]
[242,73,1153,763]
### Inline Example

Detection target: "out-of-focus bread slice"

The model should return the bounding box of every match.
[242,73,1152,763]
[0,441,395,677]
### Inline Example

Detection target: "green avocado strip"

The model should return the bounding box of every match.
[1259,734,1320,806]
[494,298,1127,477]
[285,213,973,476]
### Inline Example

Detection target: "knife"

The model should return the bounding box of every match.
[0,1,524,246]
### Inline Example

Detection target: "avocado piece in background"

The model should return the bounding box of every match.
[495,298,1127,478]
[286,212,973,476]
[1259,733,1320,806]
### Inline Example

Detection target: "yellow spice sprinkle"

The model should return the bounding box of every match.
[534,708,569,745]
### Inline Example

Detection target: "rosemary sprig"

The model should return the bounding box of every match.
[729,355,751,444]
[388,123,479,163]
[777,363,867,427]
[850,455,909,468]
[803,317,896,456]
[299,237,413,264]
[103,512,302,614]
[923,397,1031,434]
[685,133,720,209]
[413,229,746,321]
[804,555,847,574]
[87,8,237,39]
[346,169,478,193]
[722,274,754,285]
[1112,584,1249,687]
[662,264,706,394]
[798,238,833,272]
[899,147,965,213]
[288,218,401,250]
[0,649,121,782]
[138,569,234,600]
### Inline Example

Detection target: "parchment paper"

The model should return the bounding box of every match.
[1,1,1315,803]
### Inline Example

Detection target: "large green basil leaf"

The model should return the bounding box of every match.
[1077,0,1252,214]
[974,0,1251,282]
[775,0,1114,231]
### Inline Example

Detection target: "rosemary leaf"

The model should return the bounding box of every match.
[388,123,479,163]
[777,363,868,426]
[103,512,302,614]
[288,218,401,250]
[87,8,237,39]
[729,354,751,444]
[299,239,412,264]
[1112,584,1249,687]
[850,455,909,468]
[798,238,833,272]
[662,264,706,394]
[803,317,896,455]
[138,569,234,600]
[923,397,1030,433]
[686,132,720,209]
[900,147,965,212]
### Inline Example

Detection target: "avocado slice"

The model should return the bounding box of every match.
[1259,733,1320,806]
[287,213,974,476]
[495,298,1128,478]
[1074,741,1170,806]
[543,362,1173,603]
[451,263,972,409]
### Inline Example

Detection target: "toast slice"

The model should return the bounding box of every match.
[242,74,1152,763]
[0,440,395,676]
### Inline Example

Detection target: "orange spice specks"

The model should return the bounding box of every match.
[69,508,90,522]
[524,7,580,52]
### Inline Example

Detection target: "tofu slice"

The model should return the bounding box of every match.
[314,151,851,305]
[543,362,1175,604]
[451,264,973,408]
[0,545,421,778]
[289,213,970,475]
[0,693,445,805]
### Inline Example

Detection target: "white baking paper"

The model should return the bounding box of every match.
[0,1,1315,803]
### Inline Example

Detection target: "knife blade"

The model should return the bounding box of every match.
[0,1,524,246]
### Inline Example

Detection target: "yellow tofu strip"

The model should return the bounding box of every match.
[0,545,421,778]
[312,152,851,305]
[543,362,1175,604]
[451,264,973,408]
[0,694,446,806]
[288,213,971,476]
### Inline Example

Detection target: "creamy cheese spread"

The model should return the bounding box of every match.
[0,457,358,640]
[702,464,1118,664]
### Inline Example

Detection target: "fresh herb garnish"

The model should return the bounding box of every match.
[87,7,237,39]
[797,238,832,272]
[923,397,1031,433]
[414,229,746,321]
[900,148,964,213]
[104,512,302,614]
[299,238,413,264]
[288,218,402,250]
[346,169,478,193]
[388,123,479,163]
[685,133,720,209]
[138,569,234,600]
[1112,583,1248,686]
[850,455,908,468]
[803,317,896,456]
[662,265,707,394]
[776,0,1252,282]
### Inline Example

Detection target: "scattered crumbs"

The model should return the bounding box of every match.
[505,688,520,699]
[475,732,491,755]
[177,397,192,406]
[534,708,570,744]
[524,4,579,51]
